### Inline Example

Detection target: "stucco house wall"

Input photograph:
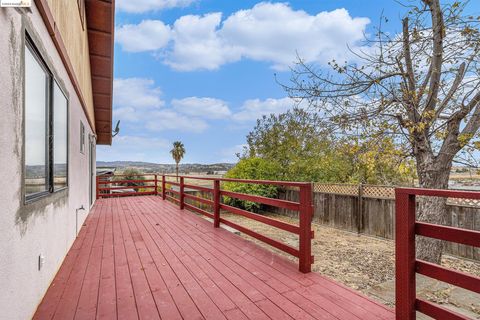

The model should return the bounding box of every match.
[0,4,96,319]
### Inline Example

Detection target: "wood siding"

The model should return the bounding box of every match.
[45,0,95,127]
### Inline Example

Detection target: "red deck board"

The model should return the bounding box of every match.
[142,201,318,320]
[74,200,107,319]
[112,198,139,320]
[151,196,313,289]
[154,201,292,294]
[96,200,117,319]
[131,206,238,313]
[147,203,267,303]
[34,196,395,320]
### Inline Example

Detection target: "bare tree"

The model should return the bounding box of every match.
[282,0,480,263]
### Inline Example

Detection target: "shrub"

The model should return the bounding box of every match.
[113,168,145,191]
[223,158,280,212]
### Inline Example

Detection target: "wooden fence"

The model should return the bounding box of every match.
[271,184,480,261]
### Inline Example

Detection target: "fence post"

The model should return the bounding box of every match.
[395,189,416,320]
[96,176,100,199]
[299,183,313,273]
[179,176,185,210]
[154,174,158,195]
[357,183,363,234]
[213,179,220,228]
[162,175,166,200]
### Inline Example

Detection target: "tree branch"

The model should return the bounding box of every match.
[424,0,445,113]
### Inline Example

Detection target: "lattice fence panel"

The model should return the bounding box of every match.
[446,197,480,207]
[362,185,395,199]
[312,183,480,207]
[313,183,358,196]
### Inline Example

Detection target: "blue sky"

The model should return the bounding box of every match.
[96,0,479,164]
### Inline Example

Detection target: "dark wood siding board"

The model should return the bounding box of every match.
[90,55,112,77]
[85,0,113,33]
[88,30,112,57]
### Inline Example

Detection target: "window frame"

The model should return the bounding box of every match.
[24,35,69,203]
[52,79,69,192]
[80,121,85,154]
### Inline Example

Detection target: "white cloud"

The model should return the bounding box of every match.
[220,4,369,70]
[172,97,231,119]
[116,0,197,13]
[114,107,143,122]
[112,78,209,133]
[145,110,208,133]
[116,2,370,71]
[165,13,240,70]
[113,78,164,109]
[232,97,295,122]
[116,20,171,52]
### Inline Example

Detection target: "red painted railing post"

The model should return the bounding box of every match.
[96,176,100,199]
[213,179,220,228]
[179,176,185,210]
[162,175,166,200]
[154,174,158,195]
[395,190,416,320]
[298,183,313,273]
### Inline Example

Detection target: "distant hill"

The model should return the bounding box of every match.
[96,161,235,174]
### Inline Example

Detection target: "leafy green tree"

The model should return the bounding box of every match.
[113,168,145,191]
[244,108,414,184]
[170,141,186,181]
[339,137,417,185]
[223,158,280,212]
[245,108,349,182]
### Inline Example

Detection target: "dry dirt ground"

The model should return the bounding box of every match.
[215,211,480,318]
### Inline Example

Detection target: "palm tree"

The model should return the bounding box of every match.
[170,141,185,181]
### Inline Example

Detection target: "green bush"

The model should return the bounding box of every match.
[223,158,280,212]
[113,168,145,191]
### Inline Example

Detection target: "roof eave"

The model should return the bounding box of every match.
[86,0,115,145]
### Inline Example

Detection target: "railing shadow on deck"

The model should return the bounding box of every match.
[97,174,314,273]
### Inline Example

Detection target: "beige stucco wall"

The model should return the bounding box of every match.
[46,0,95,128]
[0,4,96,319]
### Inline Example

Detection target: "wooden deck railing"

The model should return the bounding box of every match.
[395,188,480,320]
[97,174,314,273]
[97,174,158,199]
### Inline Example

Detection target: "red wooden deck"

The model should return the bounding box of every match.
[34,196,395,320]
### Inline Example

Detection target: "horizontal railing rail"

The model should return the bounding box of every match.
[96,173,314,273]
[96,174,158,199]
[395,187,480,320]
[162,174,311,187]
[163,174,314,273]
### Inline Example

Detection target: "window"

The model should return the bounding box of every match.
[80,121,85,154]
[25,41,48,197]
[53,82,68,190]
[24,37,69,201]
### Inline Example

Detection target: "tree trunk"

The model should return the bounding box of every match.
[176,163,179,182]
[416,196,448,263]
[415,155,451,264]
